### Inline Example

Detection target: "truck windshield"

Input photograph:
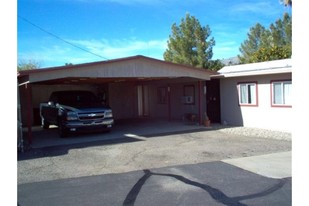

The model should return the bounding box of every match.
[55,91,102,107]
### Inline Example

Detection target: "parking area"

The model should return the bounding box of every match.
[18,119,291,183]
[21,118,210,148]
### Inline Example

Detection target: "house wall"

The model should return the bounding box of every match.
[109,80,205,121]
[170,82,205,121]
[220,73,292,132]
[149,81,207,121]
[108,80,206,122]
[108,82,138,120]
[148,83,169,119]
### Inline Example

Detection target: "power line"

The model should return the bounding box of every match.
[18,15,109,60]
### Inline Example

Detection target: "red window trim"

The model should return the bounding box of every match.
[270,79,292,108]
[237,81,259,107]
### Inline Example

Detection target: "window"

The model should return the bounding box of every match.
[271,80,292,107]
[157,87,168,104]
[238,82,257,106]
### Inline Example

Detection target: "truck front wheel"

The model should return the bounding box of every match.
[58,123,68,138]
[42,119,50,129]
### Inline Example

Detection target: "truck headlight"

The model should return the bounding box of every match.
[66,111,78,121]
[105,110,113,118]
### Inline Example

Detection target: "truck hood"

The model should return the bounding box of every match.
[59,104,112,113]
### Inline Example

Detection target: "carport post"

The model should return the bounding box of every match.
[167,85,171,121]
[25,83,33,145]
[198,81,202,125]
[17,83,24,152]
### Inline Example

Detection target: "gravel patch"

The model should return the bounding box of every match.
[217,126,292,141]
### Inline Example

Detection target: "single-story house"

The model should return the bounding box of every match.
[17,55,292,146]
[18,55,218,144]
[212,58,292,132]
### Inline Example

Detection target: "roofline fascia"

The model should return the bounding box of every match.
[216,68,292,78]
[17,55,216,77]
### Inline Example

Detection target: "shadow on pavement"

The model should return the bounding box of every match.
[18,119,224,160]
[17,137,142,161]
[123,169,289,206]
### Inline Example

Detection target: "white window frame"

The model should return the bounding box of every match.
[271,80,292,107]
[238,82,258,106]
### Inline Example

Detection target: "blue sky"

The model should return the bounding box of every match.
[17,0,291,68]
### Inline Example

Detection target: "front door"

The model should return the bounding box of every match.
[206,79,221,123]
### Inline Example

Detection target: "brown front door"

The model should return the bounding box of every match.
[206,79,221,123]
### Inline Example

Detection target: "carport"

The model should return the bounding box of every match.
[18,55,214,147]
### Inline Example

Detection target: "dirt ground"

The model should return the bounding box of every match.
[18,128,291,184]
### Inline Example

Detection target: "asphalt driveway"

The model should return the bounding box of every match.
[18,159,291,206]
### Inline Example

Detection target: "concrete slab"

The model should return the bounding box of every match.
[222,151,291,179]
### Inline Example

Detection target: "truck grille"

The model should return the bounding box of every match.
[78,112,105,120]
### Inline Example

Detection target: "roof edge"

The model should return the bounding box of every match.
[18,55,217,77]
[218,58,292,75]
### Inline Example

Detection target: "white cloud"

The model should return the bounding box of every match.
[75,0,164,6]
[69,38,167,60]
[230,1,279,16]
[19,38,167,68]
[18,45,85,68]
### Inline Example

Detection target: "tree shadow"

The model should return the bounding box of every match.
[123,169,288,206]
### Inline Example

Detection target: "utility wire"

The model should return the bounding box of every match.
[18,15,109,60]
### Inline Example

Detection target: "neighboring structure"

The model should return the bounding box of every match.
[18,55,215,144]
[220,56,240,66]
[212,58,292,132]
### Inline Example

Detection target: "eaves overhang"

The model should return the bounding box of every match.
[213,67,292,78]
[212,59,292,79]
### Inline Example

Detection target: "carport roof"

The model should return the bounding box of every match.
[18,55,216,85]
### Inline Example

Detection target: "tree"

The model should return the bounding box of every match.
[269,13,292,47]
[164,13,215,69]
[238,23,267,63]
[280,0,292,7]
[238,13,292,63]
[18,59,41,71]
[207,59,224,71]
[250,45,292,62]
